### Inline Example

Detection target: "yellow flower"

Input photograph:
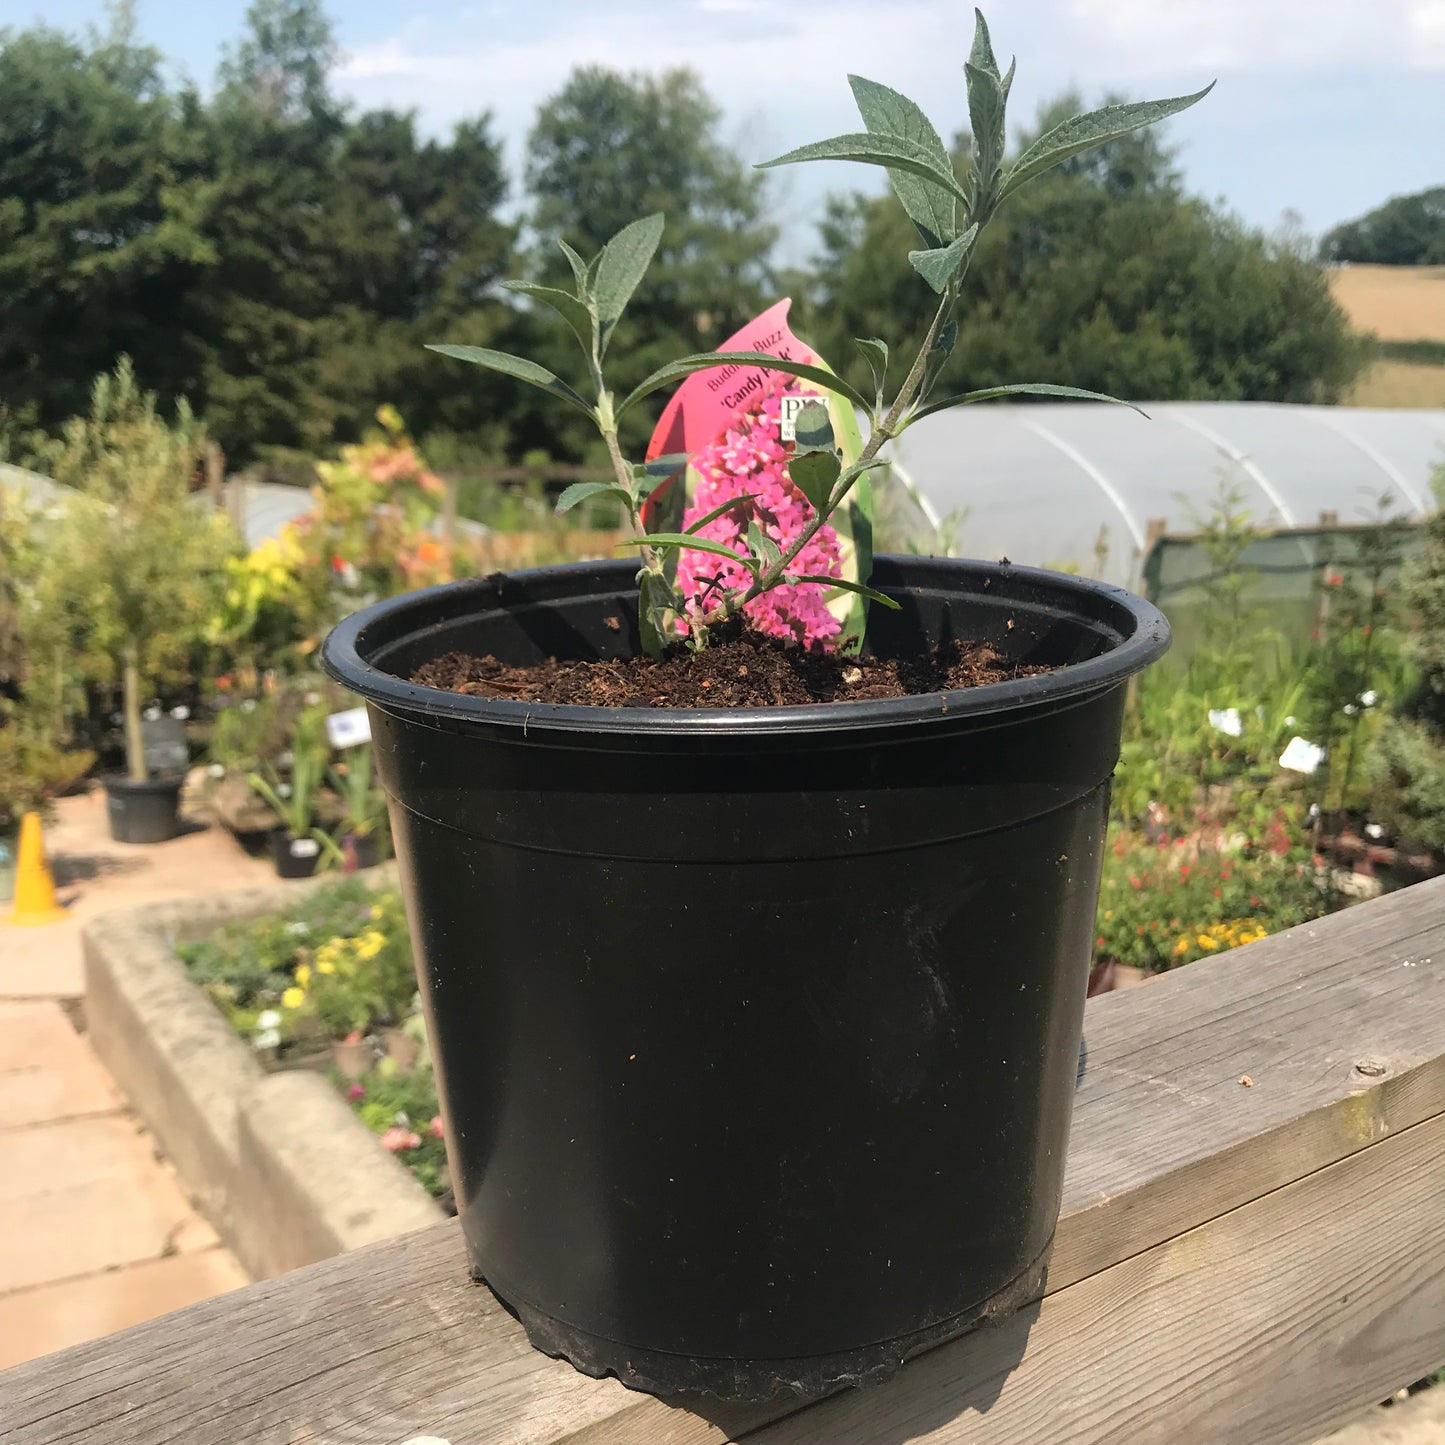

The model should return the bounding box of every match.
[1173,937,1190,956]
[1197,934,1218,950]
[281,986,306,1010]
[356,930,386,961]
[294,964,311,988]
[368,905,383,920]
[317,959,336,975]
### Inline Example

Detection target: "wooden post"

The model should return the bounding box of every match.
[442,474,458,545]
[205,441,225,513]
[6,880,1445,1444]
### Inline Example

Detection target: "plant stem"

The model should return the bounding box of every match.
[122,641,147,783]
[697,289,955,629]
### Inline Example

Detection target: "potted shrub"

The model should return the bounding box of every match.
[29,360,236,844]
[247,748,327,879]
[324,15,1199,1400]
[318,746,388,870]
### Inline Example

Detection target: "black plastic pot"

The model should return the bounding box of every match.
[270,829,322,879]
[104,776,184,844]
[322,556,1168,1400]
[346,829,383,870]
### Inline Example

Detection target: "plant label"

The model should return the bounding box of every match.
[1279,736,1325,774]
[289,837,320,858]
[327,707,371,748]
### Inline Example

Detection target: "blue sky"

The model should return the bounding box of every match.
[11,0,1445,254]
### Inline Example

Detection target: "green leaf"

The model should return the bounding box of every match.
[636,570,669,661]
[788,575,901,610]
[907,382,1149,427]
[621,533,742,564]
[1000,84,1215,202]
[557,239,591,294]
[787,449,842,513]
[757,132,969,209]
[618,351,871,421]
[969,8,1002,79]
[555,480,632,514]
[684,493,759,534]
[909,222,979,293]
[854,337,889,405]
[745,519,781,570]
[793,399,835,452]
[501,281,595,356]
[847,76,957,248]
[594,213,665,357]
[426,345,596,418]
[964,61,1007,216]
[636,451,690,479]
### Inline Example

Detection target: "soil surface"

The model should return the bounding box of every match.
[411,622,1047,709]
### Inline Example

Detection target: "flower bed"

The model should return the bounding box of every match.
[177,877,447,1201]
[1094,805,1329,975]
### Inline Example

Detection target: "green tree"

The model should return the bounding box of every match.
[1371,468,1445,848]
[0,7,213,427]
[796,93,1363,406]
[1320,187,1445,267]
[28,359,237,781]
[517,67,778,457]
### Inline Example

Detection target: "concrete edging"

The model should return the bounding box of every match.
[82,871,442,1280]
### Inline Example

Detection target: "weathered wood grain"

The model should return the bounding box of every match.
[3,878,1443,1445]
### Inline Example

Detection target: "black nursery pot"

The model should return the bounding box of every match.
[270,829,322,879]
[322,556,1169,1401]
[104,776,184,844]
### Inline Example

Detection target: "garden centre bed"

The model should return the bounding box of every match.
[81,871,443,1282]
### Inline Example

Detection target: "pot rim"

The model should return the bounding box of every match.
[102,774,186,794]
[321,554,1169,739]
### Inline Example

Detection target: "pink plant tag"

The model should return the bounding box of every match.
[644,299,874,653]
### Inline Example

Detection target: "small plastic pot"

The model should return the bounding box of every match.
[104,776,184,844]
[270,829,321,879]
[346,830,383,870]
[322,556,1168,1400]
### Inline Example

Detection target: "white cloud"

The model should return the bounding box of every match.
[1065,0,1445,74]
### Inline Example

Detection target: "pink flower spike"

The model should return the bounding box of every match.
[346,1083,365,1102]
[428,1115,445,1139]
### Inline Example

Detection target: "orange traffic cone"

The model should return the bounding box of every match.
[5,811,68,926]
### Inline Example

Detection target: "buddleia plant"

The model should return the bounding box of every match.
[432,9,1212,659]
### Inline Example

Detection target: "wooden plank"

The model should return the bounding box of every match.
[1055,876,1445,1286]
[748,1111,1445,1445]
[3,879,1443,1445]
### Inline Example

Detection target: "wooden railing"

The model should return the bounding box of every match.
[5,878,1444,1445]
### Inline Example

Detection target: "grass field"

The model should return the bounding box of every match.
[1327,265,1445,407]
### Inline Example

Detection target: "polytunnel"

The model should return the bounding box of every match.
[882,401,1445,590]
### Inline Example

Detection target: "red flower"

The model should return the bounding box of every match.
[1251,895,1260,907]
[1213,888,1222,898]
[1179,864,1190,878]
[1361,624,1372,638]
[1129,875,1142,889]
[1220,870,1231,881]
[1095,936,1106,948]
[1325,571,1344,587]
[1137,925,1145,935]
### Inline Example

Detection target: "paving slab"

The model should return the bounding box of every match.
[0,1248,247,1370]
[0,999,121,1126]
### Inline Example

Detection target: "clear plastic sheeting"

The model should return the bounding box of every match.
[884,402,1445,587]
